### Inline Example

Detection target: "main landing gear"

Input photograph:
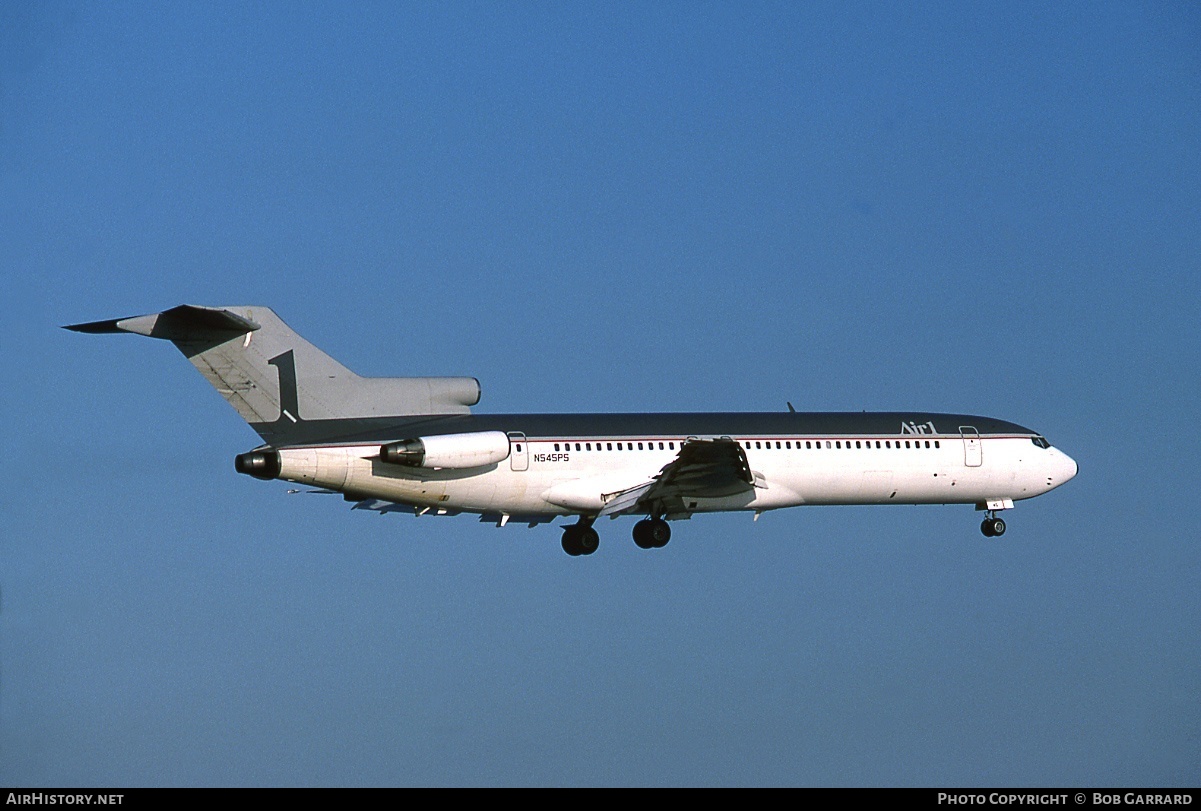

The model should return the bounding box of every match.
[632,517,671,550]
[561,516,673,555]
[980,513,1007,537]
[561,519,600,556]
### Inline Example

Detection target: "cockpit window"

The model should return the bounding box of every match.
[1031,436,1050,449]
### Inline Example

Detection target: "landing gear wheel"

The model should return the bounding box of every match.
[562,529,583,556]
[562,524,600,556]
[633,518,671,549]
[980,517,1006,537]
[648,517,671,548]
[981,519,994,537]
[577,527,600,555]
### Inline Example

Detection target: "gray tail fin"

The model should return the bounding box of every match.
[65,305,480,445]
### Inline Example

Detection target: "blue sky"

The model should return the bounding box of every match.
[2,1,1198,786]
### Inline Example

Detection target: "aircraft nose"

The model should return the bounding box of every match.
[1058,451,1078,483]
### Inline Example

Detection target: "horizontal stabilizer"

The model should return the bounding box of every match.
[64,305,260,340]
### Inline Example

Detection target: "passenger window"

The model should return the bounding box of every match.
[669,442,675,450]
[934,441,940,448]
[637,442,643,450]
[855,441,861,449]
[836,441,841,449]
[607,443,612,451]
[905,441,910,448]
[659,442,664,450]
[554,444,560,452]
[516,444,522,452]
[925,441,930,448]
[576,443,581,451]
[806,441,811,449]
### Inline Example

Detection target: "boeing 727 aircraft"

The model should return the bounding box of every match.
[67,305,1078,555]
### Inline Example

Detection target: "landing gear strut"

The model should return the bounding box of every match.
[980,513,1007,537]
[632,517,671,549]
[562,518,600,556]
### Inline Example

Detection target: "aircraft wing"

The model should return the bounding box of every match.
[599,437,755,517]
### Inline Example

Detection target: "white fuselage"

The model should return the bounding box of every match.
[273,429,1078,520]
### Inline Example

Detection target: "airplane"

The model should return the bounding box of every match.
[66,304,1078,556]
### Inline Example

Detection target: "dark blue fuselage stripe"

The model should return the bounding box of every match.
[250,411,1037,448]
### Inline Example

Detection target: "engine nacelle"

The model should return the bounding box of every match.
[235,450,281,480]
[379,430,510,470]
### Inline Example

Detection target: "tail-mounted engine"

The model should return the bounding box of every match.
[234,450,281,480]
[379,430,510,470]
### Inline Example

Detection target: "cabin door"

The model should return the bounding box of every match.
[960,426,982,467]
[508,431,529,471]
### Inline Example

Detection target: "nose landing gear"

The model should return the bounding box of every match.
[980,513,1007,537]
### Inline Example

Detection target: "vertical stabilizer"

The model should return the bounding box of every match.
[65,305,480,444]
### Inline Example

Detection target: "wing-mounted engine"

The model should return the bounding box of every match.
[379,430,511,470]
